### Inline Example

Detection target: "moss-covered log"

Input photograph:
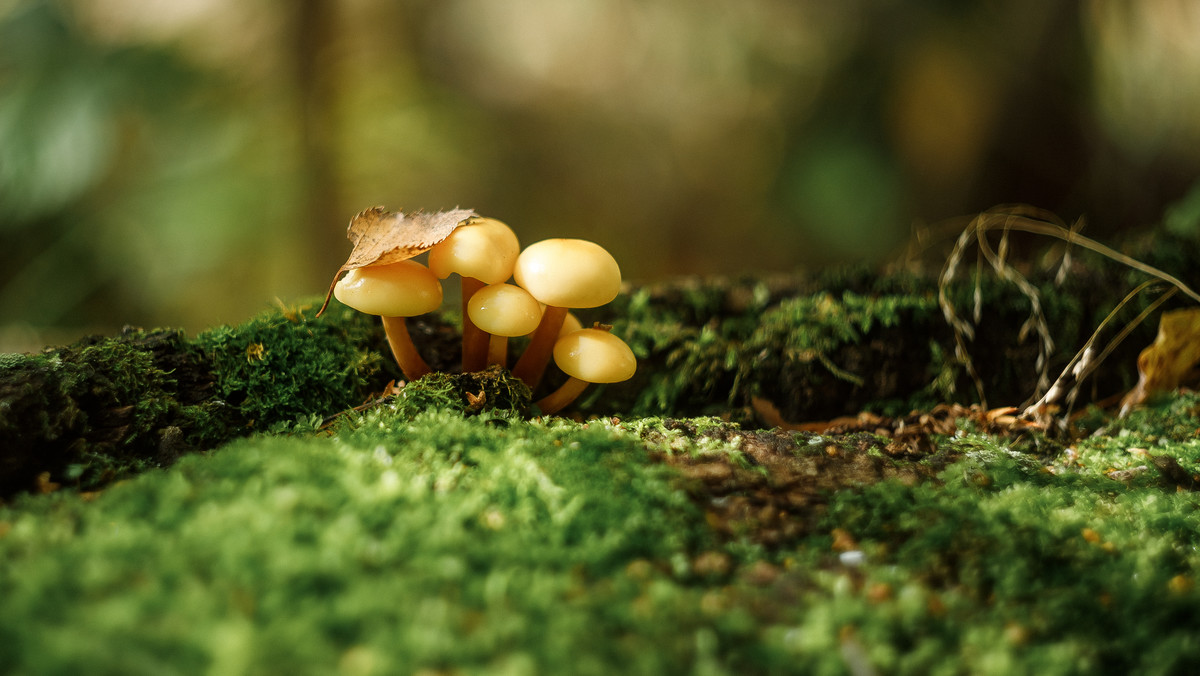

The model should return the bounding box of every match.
[595,231,1200,422]
[2,227,1199,498]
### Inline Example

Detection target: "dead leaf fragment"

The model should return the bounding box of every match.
[830,527,859,552]
[1120,308,1200,416]
[35,472,59,494]
[465,390,487,411]
[318,206,476,315]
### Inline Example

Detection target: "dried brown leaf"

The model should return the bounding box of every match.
[318,206,476,315]
[1120,308,1200,416]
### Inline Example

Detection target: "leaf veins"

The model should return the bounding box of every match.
[318,206,476,316]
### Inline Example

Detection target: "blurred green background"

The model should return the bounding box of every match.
[3,0,1200,351]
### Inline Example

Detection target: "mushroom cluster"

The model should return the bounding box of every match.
[330,215,635,416]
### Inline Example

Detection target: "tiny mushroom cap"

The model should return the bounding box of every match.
[510,239,621,388]
[535,328,636,415]
[553,328,637,384]
[334,260,442,317]
[334,260,442,381]
[468,284,542,337]
[428,217,519,373]
[513,239,621,309]
[428,217,520,284]
[469,283,543,368]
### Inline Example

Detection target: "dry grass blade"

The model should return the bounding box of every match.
[938,204,1200,416]
[972,210,1056,403]
[1023,280,1176,430]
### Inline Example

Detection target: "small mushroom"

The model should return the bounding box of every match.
[511,239,622,388]
[428,218,520,372]
[535,328,636,416]
[334,260,443,381]
[467,283,542,369]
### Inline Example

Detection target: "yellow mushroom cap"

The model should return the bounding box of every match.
[427,217,520,284]
[552,328,636,383]
[513,239,621,308]
[334,260,443,317]
[467,283,542,337]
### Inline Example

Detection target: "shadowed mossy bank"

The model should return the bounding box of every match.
[0,303,466,497]
[0,330,224,496]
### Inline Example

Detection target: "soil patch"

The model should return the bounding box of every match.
[645,405,1042,546]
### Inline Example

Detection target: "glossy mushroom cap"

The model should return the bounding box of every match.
[513,239,621,308]
[552,328,637,384]
[468,284,542,337]
[428,217,520,284]
[334,260,443,317]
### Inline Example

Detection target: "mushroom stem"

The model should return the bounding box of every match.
[511,305,568,389]
[486,334,509,369]
[535,376,590,416]
[460,277,488,372]
[381,316,432,381]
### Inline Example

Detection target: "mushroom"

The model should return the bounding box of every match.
[427,218,520,372]
[334,260,443,381]
[510,239,622,388]
[467,283,542,369]
[535,328,636,415]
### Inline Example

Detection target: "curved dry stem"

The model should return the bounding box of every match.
[1022,279,1173,422]
[535,376,590,416]
[939,205,1200,412]
[974,212,1055,404]
[460,277,488,372]
[512,305,568,389]
[1002,218,1200,304]
[381,315,431,382]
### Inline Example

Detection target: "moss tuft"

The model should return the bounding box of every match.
[194,300,387,431]
[615,289,939,420]
[813,417,1200,674]
[0,329,220,494]
[390,366,532,418]
[0,410,714,675]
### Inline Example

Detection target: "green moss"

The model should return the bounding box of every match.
[194,300,387,431]
[618,415,751,460]
[0,330,223,493]
[5,392,1200,673]
[750,291,939,384]
[385,366,532,419]
[0,298,423,496]
[813,422,1200,674]
[616,289,939,419]
[0,409,718,675]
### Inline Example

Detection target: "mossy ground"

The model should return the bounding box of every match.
[5,221,1200,673]
[3,391,1200,674]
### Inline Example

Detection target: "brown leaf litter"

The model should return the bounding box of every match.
[641,403,1044,548]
